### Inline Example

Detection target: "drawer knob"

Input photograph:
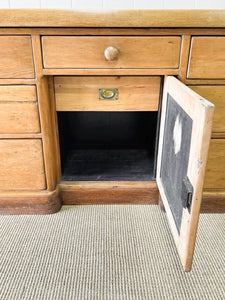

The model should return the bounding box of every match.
[104,46,119,61]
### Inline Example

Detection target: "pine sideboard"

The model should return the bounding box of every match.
[0,10,224,216]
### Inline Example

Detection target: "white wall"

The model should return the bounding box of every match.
[1,0,225,9]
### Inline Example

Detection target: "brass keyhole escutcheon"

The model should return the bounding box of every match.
[99,88,118,100]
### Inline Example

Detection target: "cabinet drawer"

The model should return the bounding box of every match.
[0,103,40,134]
[0,86,40,134]
[42,36,181,69]
[0,36,34,79]
[189,86,225,133]
[188,37,225,79]
[0,139,46,190]
[55,76,160,111]
[204,139,225,189]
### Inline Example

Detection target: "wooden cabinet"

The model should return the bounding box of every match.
[0,14,224,210]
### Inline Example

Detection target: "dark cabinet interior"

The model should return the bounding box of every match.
[57,112,158,181]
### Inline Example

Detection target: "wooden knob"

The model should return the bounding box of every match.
[104,46,119,61]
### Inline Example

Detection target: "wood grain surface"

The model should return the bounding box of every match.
[60,181,158,205]
[0,85,40,133]
[0,139,46,190]
[0,102,40,133]
[0,188,61,215]
[204,139,225,189]
[1,10,225,28]
[55,76,160,111]
[189,85,225,133]
[0,13,224,216]
[201,191,225,213]
[32,35,60,191]
[0,36,34,78]
[42,36,181,69]
[0,85,37,101]
[188,37,225,79]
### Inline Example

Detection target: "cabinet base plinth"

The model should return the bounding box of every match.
[201,192,225,213]
[61,189,159,205]
[0,188,61,215]
[0,186,224,214]
[59,181,159,205]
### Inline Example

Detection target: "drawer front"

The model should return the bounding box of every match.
[55,76,160,111]
[0,36,34,79]
[0,85,40,134]
[189,86,225,133]
[204,139,225,189]
[188,37,225,79]
[0,103,40,134]
[42,36,181,69]
[0,139,46,190]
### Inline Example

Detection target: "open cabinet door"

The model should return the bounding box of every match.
[156,76,214,272]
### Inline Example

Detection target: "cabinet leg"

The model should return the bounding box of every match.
[159,194,165,212]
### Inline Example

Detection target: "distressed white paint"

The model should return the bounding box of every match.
[173,115,182,155]
[2,0,225,9]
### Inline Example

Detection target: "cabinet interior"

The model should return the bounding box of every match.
[58,111,158,181]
